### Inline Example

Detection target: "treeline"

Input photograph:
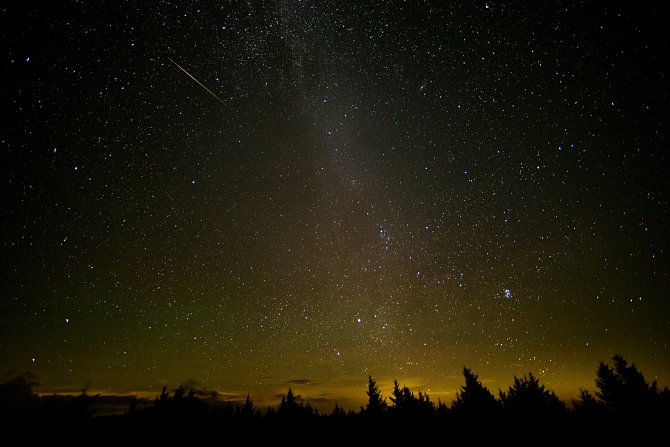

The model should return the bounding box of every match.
[1,355,669,446]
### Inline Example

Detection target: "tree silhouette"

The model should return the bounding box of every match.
[0,373,38,423]
[330,403,346,418]
[156,386,169,408]
[3,357,669,446]
[389,380,434,417]
[436,399,449,417]
[65,386,99,423]
[277,388,315,417]
[595,354,654,413]
[278,387,297,414]
[416,391,434,414]
[451,367,497,418]
[364,376,387,415]
[241,393,255,417]
[499,372,565,418]
[573,389,602,413]
[389,380,410,412]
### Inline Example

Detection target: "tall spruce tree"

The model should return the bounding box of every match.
[595,354,657,413]
[365,376,387,415]
[451,367,497,417]
[499,372,565,418]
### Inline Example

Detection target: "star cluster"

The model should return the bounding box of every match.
[1,1,668,408]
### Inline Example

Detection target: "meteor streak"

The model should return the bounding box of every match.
[168,57,225,105]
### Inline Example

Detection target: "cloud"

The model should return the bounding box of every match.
[214,391,249,401]
[301,396,334,404]
[284,378,313,385]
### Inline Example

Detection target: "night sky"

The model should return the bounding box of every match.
[2,1,669,410]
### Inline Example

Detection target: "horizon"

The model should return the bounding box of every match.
[4,356,669,446]
[22,353,669,413]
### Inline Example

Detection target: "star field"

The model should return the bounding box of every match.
[1,1,668,409]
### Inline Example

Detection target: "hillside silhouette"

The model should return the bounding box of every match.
[1,355,668,446]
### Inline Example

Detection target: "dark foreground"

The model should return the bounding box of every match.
[2,355,668,446]
[8,412,669,447]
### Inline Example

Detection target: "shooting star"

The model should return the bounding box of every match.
[168,57,225,105]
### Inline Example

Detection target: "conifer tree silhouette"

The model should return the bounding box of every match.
[241,393,255,417]
[597,355,639,409]
[499,372,564,418]
[572,388,608,428]
[389,380,434,416]
[156,386,169,410]
[389,380,410,412]
[594,354,665,418]
[0,373,38,423]
[365,376,387,415]
[66,386,99,422]
[451,367,497,418]
[277,388,315,417]
[278,388,297,414]
[416,390,435,414]
[331,403,346,418]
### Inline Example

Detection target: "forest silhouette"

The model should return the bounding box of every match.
[1,355,668,446]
